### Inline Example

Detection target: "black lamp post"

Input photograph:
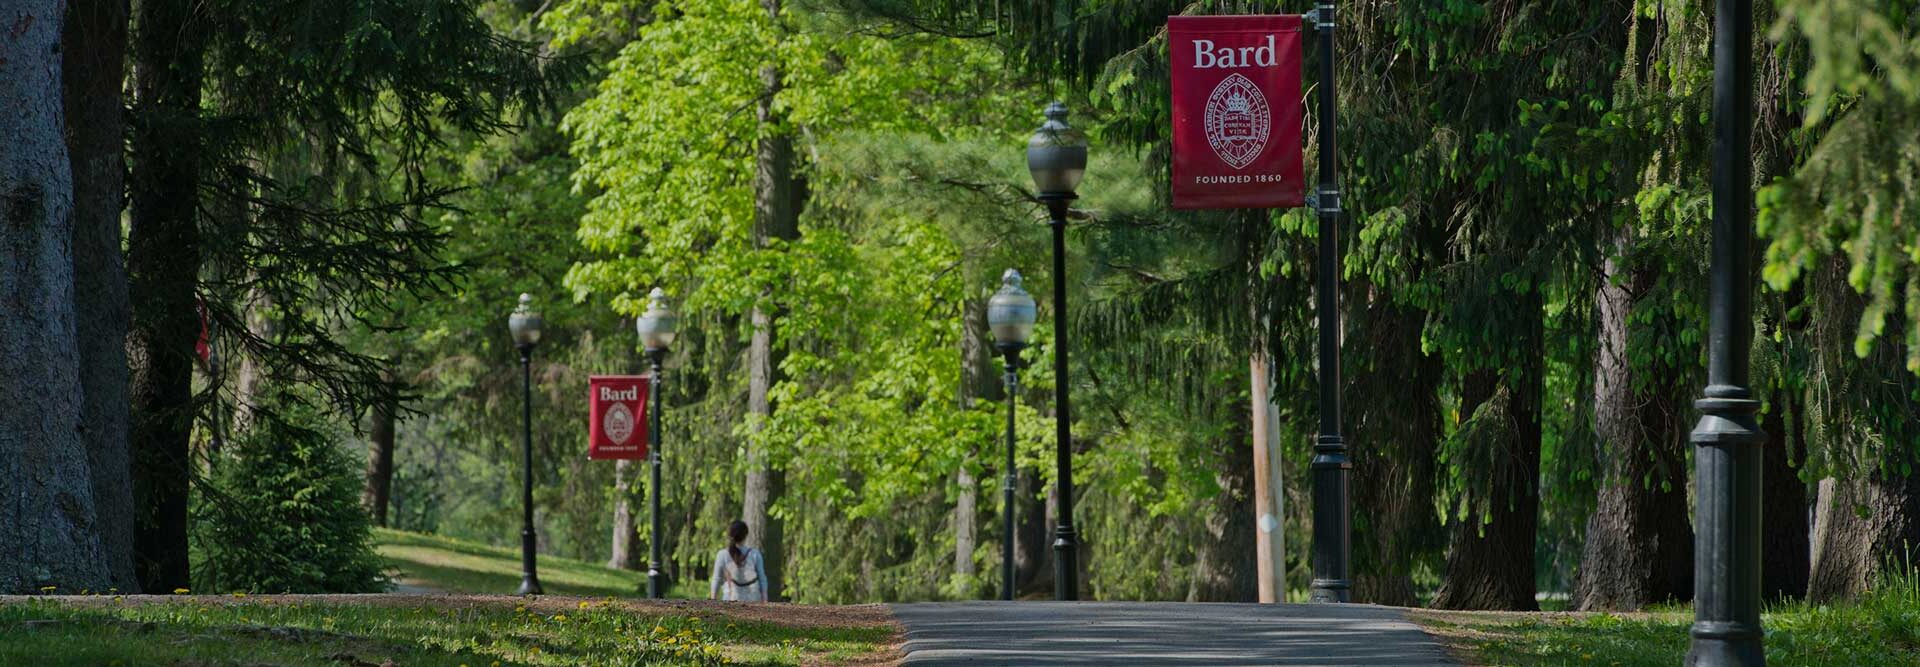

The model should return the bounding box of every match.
[987,269,1037,602]
[1026,101,1086,601]
[1688,0,1763,663]
[636,287,679,600]
[1307,2,1353,605]
[508,293,545,596]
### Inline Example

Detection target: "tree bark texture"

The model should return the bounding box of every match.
[1573,229,1694,611]
[1012,467,1051,593]
[63,0,139,592]
[362,384,396,527]
[1809,471,1920,601]
[1432,299,1544,612]
[1189,412,1256,602]
[127,0,206,593]
[0,0,113,593]
[952,298,998,587]
[1346,294,1442,606]
[608,458,638,570]
[1803,259,1920,601]
[742,0,799,601]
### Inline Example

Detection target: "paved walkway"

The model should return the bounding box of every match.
[889,601,1456,666]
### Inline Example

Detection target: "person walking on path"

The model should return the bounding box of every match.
[709,520,768,602]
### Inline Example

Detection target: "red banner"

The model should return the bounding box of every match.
[1169,15,1306,209]
[588,375,649,460]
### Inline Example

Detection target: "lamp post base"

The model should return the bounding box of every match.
[1686,622,1764,666]
[647,567,666,599]
[1053,527,1078,601]
[516,576,543,596]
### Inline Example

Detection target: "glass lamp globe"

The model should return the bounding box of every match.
[1026,102,1088,197]
[636,287,679,351]
[987,269,1038,348]
[508,293,542,347]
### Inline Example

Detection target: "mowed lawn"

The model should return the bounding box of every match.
[0,530,894,665]
[1411,573,1920,667]
[0,595,899,666]
[375,528,704,599]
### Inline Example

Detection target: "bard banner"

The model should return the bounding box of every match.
[1169,15,1306,209]
[588,375,649,460]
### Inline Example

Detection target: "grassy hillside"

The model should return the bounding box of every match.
[0,596,898,666]
[376,528,708,598]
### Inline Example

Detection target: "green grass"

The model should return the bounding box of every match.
[1413,569,1920,666]
[376,528,702,598]
[0,596,894,666]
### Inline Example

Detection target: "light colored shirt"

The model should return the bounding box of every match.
[709,546,767,602]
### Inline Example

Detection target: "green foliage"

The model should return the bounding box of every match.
[1765,0,1920,372]
[192,393,388,594]
[191,0,562,419]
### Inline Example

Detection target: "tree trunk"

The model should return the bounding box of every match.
[741,0,800,601]
[229,285,277,436]
[1012,467,1051,593]
[1433,297,1543,611]
[1809,469,1920,601]
[63,0,139,592]
[1759,388,1809,601]
[1347,296,1442,607]
[608,459,638,570]
[1189,409,1256,602]
[1573,229,1694,610]
[0,0,112,594]
[952,298,997,591]
[362,381,396,527]
[127,0,206,593]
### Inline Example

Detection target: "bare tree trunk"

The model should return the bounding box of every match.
[1809,469,1920,601]
[127,0,206,593]
[1573,229,1693,610]
[952,299,997,591]
[608,459,638,570]
[1433,295,1543,611]
[741,0,801,601]
[0,0,112,592]
[63,0,138,592]
[362,377,396,527]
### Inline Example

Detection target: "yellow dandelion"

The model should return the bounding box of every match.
[172,587,190,595]
[578,601,590,609]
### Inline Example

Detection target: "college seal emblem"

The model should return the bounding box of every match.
[603,402,635,445]
[1203,73,1271,170]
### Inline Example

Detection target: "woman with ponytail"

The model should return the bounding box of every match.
[708,520,766,601]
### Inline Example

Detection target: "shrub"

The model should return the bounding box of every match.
[192,392,388,593]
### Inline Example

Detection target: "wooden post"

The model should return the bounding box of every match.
[1251,352,1285,603]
